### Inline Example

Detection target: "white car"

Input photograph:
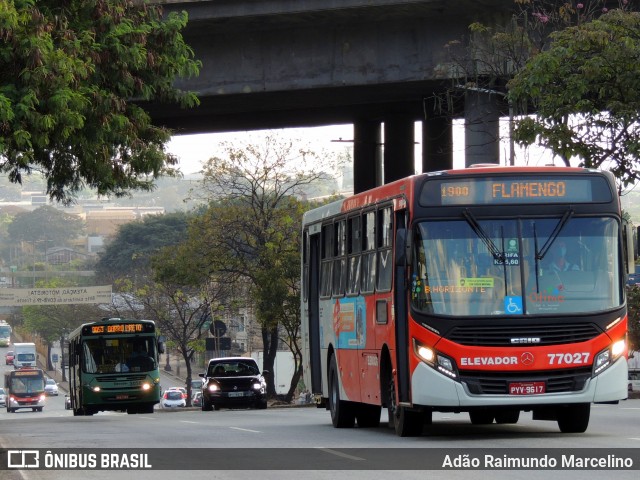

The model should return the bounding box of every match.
[44,378,59,396]
[0,387,6,407]
[161,390,186,408]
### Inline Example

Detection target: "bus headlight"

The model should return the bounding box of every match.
[141,383,151,391]
[593,338,626,375]
[92,386,101,392]
[413,340,458,379]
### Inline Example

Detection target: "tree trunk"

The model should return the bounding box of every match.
[261,326,279,397]
[46,341,53,371]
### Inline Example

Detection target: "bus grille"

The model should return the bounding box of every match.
[461,368,592,395]
[96,374,147,382]
[447,323,601,346]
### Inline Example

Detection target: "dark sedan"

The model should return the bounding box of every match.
[200,357,268,411]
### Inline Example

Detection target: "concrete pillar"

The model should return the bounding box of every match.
[353,120,382,193]
[383,116,415,184]
[422,114,453,173]
[464,90,501,167]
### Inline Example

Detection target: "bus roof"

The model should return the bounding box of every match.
[303,166,613,226]
[68,317,156,339]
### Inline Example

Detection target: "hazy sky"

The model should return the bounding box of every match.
[167,124,356,175]
[167,120,556,176]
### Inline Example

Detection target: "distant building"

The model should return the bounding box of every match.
[84,207,164,238]
[44,247,88,265]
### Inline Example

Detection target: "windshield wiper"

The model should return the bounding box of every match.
[462,209,505,263]
[535,208,575,261]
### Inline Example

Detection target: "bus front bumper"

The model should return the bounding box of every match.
[410,356,628,408]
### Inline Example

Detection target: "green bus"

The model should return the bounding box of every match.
[67,317,165,416]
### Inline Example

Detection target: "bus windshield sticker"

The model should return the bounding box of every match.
[504,296,523,315]
[459,278,494,288]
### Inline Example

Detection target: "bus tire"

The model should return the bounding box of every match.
[388,376,423,437]
[495,409,519,424]
[557,403,590,433]
[469,410,495,425]
[356,404,381,428]
[328,354,355,428]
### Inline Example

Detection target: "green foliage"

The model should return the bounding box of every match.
[7,204,85,245]
[509,10,640,186]
[96,211,192,277]
[0,0,200,205]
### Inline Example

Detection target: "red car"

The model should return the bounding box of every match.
[5,351,14,365]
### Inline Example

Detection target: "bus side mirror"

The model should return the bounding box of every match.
[395,228,411,266]
[157,335,166,354]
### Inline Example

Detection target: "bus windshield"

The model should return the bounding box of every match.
[411,216,622,316]
[81,336,157,374]
[9,374,45,394]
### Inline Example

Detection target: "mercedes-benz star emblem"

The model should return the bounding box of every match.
[521,352,534,366]
[233,386,238,390]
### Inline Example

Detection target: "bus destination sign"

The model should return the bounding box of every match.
[420,176,612,206]
[89,323,145,335]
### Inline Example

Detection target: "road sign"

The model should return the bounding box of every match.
[209,319,227,337]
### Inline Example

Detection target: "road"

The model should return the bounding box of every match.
[1,353,639,480]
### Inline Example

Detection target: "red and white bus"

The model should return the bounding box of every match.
[301,166,631,436]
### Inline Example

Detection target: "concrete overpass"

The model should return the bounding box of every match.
[148,0,513,192]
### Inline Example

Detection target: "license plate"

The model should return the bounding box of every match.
[509,382,545,395]
[116,394,129,400]
[228,392,244,398]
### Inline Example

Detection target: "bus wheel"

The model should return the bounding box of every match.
[388,377,423,437]
[328,355,355,428]
[469,410,495,425]
[356,404,381,428]
[557,403,590,433]
[495,409,519,424]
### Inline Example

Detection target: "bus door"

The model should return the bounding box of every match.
[393,207,411,404]
[305,227,323,396]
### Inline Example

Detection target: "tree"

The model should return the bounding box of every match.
[0,1,200,205]
[8,205,84,246]
[440,1,634,163]
[508,9,640,187]
[95,211,191,278]
[188,135,329,398]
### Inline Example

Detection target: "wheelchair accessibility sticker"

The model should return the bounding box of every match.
[504,296,523,314]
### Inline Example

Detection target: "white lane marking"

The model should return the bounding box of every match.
[317,448,365,461]
[229,427,261,433]
[181,421,200,424]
